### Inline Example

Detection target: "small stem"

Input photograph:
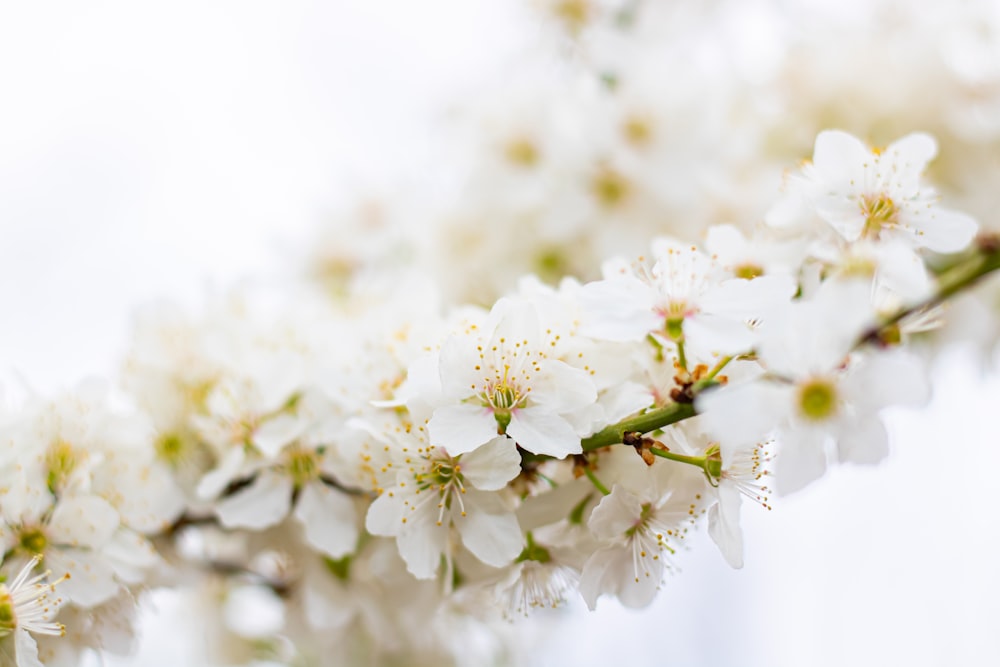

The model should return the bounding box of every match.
[675,339,688,372]
[583,467,611,496]
[703,355,733,382]
[648,447,706,469]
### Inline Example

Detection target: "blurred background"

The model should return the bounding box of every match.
[1,1,998,665]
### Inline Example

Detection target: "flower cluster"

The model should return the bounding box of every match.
[5,1,1000,665]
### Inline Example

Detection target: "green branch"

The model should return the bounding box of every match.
[580,234,1000,452]
[582,401,697,450]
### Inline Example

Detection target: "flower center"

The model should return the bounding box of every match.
[155,432,188,465]
[45,439,79,494]
[734,263,764,280]
[861,194,899,238]
[798,379,839,421]
[622,116,653,147]
[19,529,48,556]
[0,590,16,637]
[504,138,539,167]
[285,447,321,488]
[591,166,631,208]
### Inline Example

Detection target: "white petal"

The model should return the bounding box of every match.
[836,414,889,465]
[775,427,829,494]
[905,207,978,253]
[697,381,788,453]
[579,546,661,611]
[365,490,405,538]
[103,530,160,584]
[587,485,643,541]
[812,130,869,181]
[886,132,938,182]
[295,482,359,558]
[843,350,930,412]
[455,490,522,568]
[578,276,661,342]
[684,313,756,357]
[487,297,541,352]
[427,404,498,456]
[254,414,305,459]
[303,575,355,630]
[47,548,119,608]
[48,495,119,549]
[460,436,522,491]
[708,485,744,569]
[438,336,482,401]
[15,629,43,667]
[196,447,247,500]
[395,519,449,580]
[506,408,581,457]
[698,274,796,319]
[215,471,293,530]
[528,360,597,414]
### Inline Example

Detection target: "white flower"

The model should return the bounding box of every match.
[579,238,796,359]
[493,559,579,618]
[768,130,978,253]
[425,298,598,458]
[699,281,930,493]
[365,432,523,579]
[0,556,67,667]
[578,464,705,610]
[1,494,127,608]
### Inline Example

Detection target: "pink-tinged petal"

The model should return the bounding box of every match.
[254,414,305,459]
[775,427,829,494]
[15,629,43,667]
[588,486,643,540]
[427,404,498,456]
[708,485,744,569]
[455,490,522,568]
[460,436,522,491]
[47,548,119,608]
[506,408,580,457]
[578,276,662,342]
[529,359,597,414]
[295,482,359,558]
[835,415,889,465]
[215,471,293,530]
[903,207,978,253]
[48,495,119,549]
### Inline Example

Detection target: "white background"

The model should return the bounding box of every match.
[1,2,998,666]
